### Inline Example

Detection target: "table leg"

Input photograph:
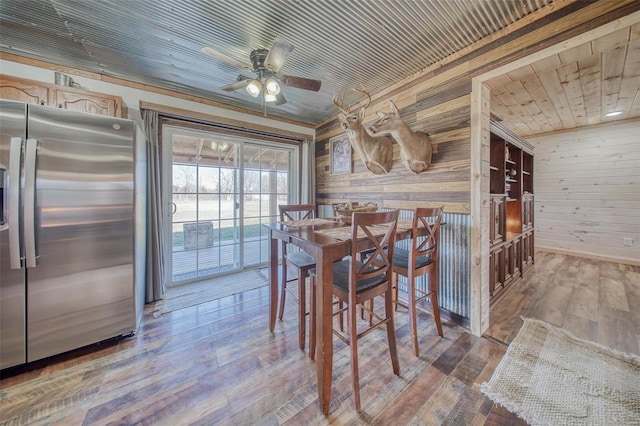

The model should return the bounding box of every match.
[316,250,333,414]
[269,230,278,332]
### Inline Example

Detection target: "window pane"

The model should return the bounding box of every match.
[219,168,236,195]
[173,193,196,222]
[243,195,260,219]
[244,169,260,193]
[198,194,220,221]
[173,165,197,194]
[199,166,219,193]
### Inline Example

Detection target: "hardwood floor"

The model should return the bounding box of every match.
[1,251,636,425]
[485,250,640,357]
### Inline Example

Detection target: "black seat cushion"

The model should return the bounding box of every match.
[391,247,432,269]
[286,251,316,268]
[331,260,386,294]
[372,247,432,269]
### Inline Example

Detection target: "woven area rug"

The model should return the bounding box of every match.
[482,317,640,425]
[154,268,269,316]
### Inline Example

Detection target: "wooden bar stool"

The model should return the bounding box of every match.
[278,204,317,351]
[310,209,400,412]
[391,207,444,357]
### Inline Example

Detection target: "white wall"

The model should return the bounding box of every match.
[531,119,640,265]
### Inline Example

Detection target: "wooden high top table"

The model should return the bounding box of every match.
[264,217,422,414]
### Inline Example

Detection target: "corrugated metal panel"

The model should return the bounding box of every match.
[438,212,470,317]
[394,210,470,318]
[0,0,555,124]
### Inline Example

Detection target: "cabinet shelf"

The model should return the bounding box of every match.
[489,122,535,303]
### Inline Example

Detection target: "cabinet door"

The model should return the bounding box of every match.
[503,241,512,283]
[490,200,496,245]
[522,231,534,271]
[490,196,505,246]
[522,195,534,231]
[489,247,504,299]
[53,89,121,117]
[0,75,51,106]
[512,236,522,278]
[489,250,496,298]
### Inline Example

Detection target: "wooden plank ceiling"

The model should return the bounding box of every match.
[488,22,640,137]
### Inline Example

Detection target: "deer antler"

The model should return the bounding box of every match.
[332,90,351,114]
[333,86,372,114]
[353,85,371,109]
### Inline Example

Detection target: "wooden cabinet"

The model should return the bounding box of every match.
[511,236,522,279]
[53,89,120,117]
[489,247,504,299]
[0,76,51,106]
[489,121,535,303]
[522,230,534,274]
[0,74,125,118]
[522,193,534,231]
[503,240,513,283]
[490,234,524,302]
[522,151,534,194]
[490,195,505,246]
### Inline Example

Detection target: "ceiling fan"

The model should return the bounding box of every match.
[201,37,322,106]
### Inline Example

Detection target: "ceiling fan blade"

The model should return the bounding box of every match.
[274,92,287,106]
[221,77,250,92]
[280,75,322,92]
[201,46,252,71]
[264,37,294,72]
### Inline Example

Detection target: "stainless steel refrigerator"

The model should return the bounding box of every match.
[0,100,137,370]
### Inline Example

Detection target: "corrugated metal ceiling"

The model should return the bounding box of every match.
[0,0,554,124]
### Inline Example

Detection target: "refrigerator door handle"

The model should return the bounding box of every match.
[8,137,23,269]
[24,138,38,268]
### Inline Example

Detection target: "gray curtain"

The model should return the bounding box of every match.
[143,109,165,302]
[301,139,316,204]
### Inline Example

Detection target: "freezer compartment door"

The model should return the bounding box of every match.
[0,100,27,369]
[25,105,136,362]
[27,265,134,360]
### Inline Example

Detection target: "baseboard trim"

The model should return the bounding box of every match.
[536,246,640,266]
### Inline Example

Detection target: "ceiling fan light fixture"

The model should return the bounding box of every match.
[211,37,320,108]
[265,77,281,95]
[246,79,262,97]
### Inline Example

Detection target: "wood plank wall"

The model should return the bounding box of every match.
[315,81,473,214]
[315,0,640,325]
[531,119,640,264]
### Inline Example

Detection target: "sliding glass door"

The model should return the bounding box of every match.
[163,125,297,286]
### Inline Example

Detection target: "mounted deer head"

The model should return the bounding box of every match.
[368,100,432,174]
[333,87,393,174]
